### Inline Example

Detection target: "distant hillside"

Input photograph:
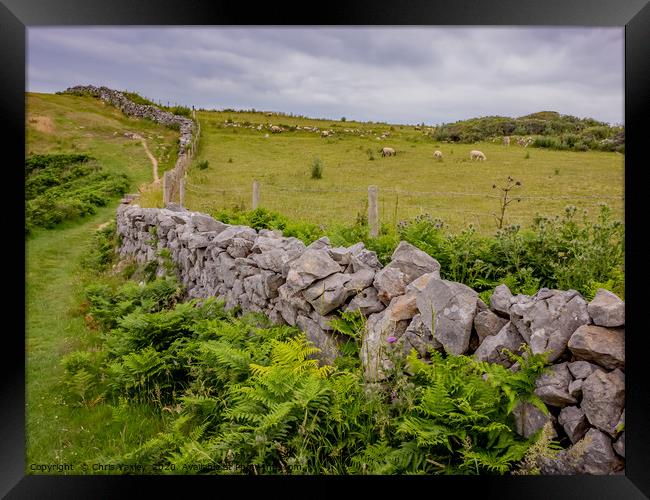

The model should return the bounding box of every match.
[433,111,624,152]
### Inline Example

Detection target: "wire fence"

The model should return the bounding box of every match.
[182,178,624,234]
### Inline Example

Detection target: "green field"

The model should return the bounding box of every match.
[168,110,624,234]
[25,93,182,471]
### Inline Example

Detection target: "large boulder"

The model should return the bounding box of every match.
[509,289,591,362]
[473,322,525,367]
[567,324,625,370]
[285,249,342,290]
[534,362,577,407]
[587,289,625,327]
[581,369,625,435]
[416,278,478,355]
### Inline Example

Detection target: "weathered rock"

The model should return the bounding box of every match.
[476,298,488,313]
[568,379,583,399]
[568,324,625,370]
[581,369,625,435]
[373,267,406,305]
[345,287,385,316]
[350,249,382,273]
[226,238,254,258]
[539,428,624,475]
[304,273,353,315]
[214,225,257,248]
[558,406,590,444]
[381,241,440,284]
[534,362,577,407]
[251,248,292,273]
[473,322,525,367]
[328,246,352,266]
[295,315,340,365]
[490,284,513,317]
[512,401,552,438]
[285,249,342,290]
[568,360,602,380]
[401,313,442,357]
[613,432,625,458]
[474,310,508,343]
[588,289,625,327]
[509,289,591,362]
[307,236,331,251]
[360,293,419,381]
[416,278,478,355]
[192,214,228,233]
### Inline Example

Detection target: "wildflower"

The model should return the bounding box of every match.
[386,336,397,344]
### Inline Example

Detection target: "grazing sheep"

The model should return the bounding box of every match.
[321,130,332,137]
[270,125,282,133]
[503,136,510,146]
[433,150,443,160]
[381,147,396,157]
[470,150,486,161]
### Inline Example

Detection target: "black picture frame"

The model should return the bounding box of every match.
[4,0,649,497]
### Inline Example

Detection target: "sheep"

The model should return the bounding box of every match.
[433,150,443,160]
[321,130,332,138]
[270,125,282,133]
[470,150,486,161]
[503,136,510,146]
[381,147,396,157]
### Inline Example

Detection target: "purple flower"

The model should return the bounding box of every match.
[386,336,398,344]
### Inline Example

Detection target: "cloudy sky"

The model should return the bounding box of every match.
[27,27,624,125]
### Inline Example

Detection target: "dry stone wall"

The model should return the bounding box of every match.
[116,191,625,476]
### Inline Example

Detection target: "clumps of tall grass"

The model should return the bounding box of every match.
[311,157,323,179]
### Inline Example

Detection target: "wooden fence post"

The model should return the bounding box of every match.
[368,185,379,238]
[162,171,170,205]
[252,180,260,210]
[179,175,186,208]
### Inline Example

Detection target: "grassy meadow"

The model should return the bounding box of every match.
[25,92,182,472]
[146,109,628,235]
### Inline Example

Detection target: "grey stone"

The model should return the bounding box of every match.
[251,249,292,273]
[328,246,352,265]
[568,324,625,370]
[473,322,525,367]
[539,428,624,475]
[509,289,591,362]
[474,310,508,343]
[588,289,625,327]
[382,241,440,284]
[373,267,406,305]
[350,249,382,272]
[304,273,353,316]
[345,287,385,316]
[295,315,340,365]
[402,313,442,357]
[613,432,625,458]
[490,284,513,316]
[307,236,331,250]
[568,379,583,399]
[512,401,552,438]
[214,225,257,248]
[285,249,342,291]
[568,360,602,380]
[534,362,577,407]
[344,268,376,294]
[558,406,590,444]
[261,271,283,299]
[226,237,254,258]
[192,214,228,233]
[581,369,625,435]
[416,278,478,355]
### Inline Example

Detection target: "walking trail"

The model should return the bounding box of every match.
[128,132,159,182]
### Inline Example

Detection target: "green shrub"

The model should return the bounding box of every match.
[311,157,323,179]
[196,160,209,170]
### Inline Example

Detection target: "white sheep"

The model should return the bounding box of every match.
[381,147,396,157]
[503,136,510,146]
[470,150,486,161]
[270,125,282,133]
[433,150,443,160]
